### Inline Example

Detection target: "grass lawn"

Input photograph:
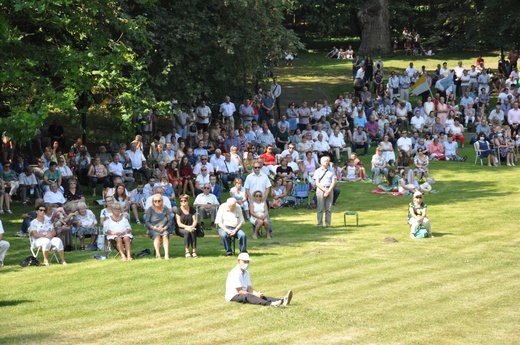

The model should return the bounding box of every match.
[2,51,520,344]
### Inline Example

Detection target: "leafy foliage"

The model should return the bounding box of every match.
[287,0,520,51]
[0,0,154,145]
[0,0,301,146]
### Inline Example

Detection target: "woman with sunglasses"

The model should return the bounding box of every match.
[259,145,276,166]
[249,190,271,239]
[29,204,67,265]
[145,194,172,259]
[408,191,432,238]
[175,194,198,258]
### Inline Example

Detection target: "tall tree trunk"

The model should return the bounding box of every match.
[357,0,391,55]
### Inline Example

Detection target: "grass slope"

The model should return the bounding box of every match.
[2,52,520,345]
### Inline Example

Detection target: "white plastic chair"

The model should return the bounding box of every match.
[474,142,483,165]
[30,236,59,263]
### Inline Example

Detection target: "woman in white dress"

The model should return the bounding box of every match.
[249,191,270,240]
[378,134,395,164]
[103,203,133,261]
[29,204,67,266]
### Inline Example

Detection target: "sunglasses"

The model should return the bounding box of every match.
[202,187,210,189]
[254,167,260,169]
[180,199,188,202]
[254,194,261,197]
[201,169,207,171]
[415,196,422,199]
[37,209,46,212]
[153,200,162,203]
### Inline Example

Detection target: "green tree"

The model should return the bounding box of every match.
[0,0,153,146]
[135,0,302,105]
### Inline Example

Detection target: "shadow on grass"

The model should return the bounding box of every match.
[431,232,454,238]
[0,299,33,307]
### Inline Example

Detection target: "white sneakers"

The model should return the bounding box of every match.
[283,290,293,306]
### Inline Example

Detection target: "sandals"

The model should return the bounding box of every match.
[185,252,192,258]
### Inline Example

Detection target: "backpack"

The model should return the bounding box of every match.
[414,226,429,238]
[20,256,40,267]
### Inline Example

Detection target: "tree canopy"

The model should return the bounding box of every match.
[0,0,301,145]
[286,0,520,51]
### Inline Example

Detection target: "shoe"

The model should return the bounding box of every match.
[136,220,141,225]
[462,156,467,162]
[270,300,282,307]
[0,260,3,267]
[62,261,67,266]
[191,253,198,258]
[185,252,192,258]
[0,210,3,214]
[507,163,512,166]
[15,232,28,237]
[43,261,50,266]
[200,222,204,229]
[6,210,12,214]
[282,290,293,306]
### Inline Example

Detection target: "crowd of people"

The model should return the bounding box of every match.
[3,52,520,266]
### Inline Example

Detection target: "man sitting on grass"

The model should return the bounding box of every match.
[225,252,293,307]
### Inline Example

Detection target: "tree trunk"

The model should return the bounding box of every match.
[357,0,391,55]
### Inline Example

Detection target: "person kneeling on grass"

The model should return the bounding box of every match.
[408,191,433,239]
[225,252,293,307]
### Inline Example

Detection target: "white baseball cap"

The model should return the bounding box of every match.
[237,252,251,261]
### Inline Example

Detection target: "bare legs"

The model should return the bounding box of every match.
[154,235,169,259]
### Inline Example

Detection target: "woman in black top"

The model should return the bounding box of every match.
[175,194,198,258]
[64,179,84,203]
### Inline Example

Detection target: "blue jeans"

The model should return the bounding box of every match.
[218,227,247,255]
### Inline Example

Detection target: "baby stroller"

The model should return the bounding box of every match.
[286,180,312,209]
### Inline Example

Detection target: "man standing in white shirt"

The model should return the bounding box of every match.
[405,62,418,78]
[244,162,271,203]
[196,100,212,132]
[126,142,151,181]
[315,156,337,228]
[454,61,465,97]
[220,96,236,130]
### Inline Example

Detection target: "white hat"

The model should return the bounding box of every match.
[237,252,251,261]
[413,191,423,197]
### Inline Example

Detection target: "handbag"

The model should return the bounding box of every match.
[195,224,205,238]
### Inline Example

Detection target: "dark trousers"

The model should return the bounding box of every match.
[352,142,368,155]
[177,228,197,249]
[133,167,151,181]
[230,293,280,306]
